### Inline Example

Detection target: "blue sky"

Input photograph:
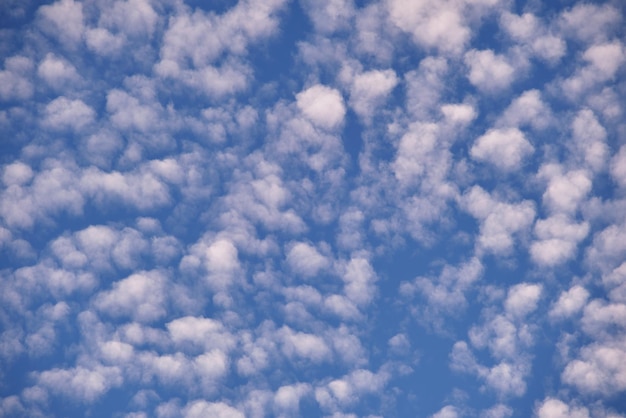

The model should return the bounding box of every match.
[1,0,625,417]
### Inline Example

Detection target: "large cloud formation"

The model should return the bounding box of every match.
[0,0,625,417]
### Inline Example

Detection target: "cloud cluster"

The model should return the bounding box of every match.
[1,0,626,417]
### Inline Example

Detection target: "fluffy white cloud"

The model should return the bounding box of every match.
[462,186,536,255]
[530,215,589,267]
[386,0,472,55]
[286,242,330,278]
[549,285,590,320]
[538,165,592,214]
[184,400,244,418]
[94,270,168,322]
[465,49,516,93]
[43,97,95,131]
[611,145,626,188]
[36,365,123,402]
[37,53,80,90]
[37,0,85,47]
[496,90,552,130]
[470,128,534,171]
[296,84,346,130]
[535,398,590,418]
[504,283,542,319]
[431,405,459,418]
[348,69,398,121]
[0,56,34,101]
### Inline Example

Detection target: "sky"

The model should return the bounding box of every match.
[0,0,625,417]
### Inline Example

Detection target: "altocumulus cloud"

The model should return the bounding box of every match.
[0,0,625,417]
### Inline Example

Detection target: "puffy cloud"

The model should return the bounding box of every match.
[183,400,244,418]
[538,165,592,214]
[386,0,473,55]
[561,41,626,99]
[462,186,536,255]
[167,316,235,352]
[549,285,590,320]
[94,270,168,323]
[42,97,95,131]
[155,0,286,97]
[98,0,158,38]
[36,365,123,402]
[535,397,590,418]
[530,215,589,267]
[496,90,552,130]
[559,3,622,43]
[562,336,626,396]
[0,56,34,101]
[315,368,389,410]
[2,162,33,186]
[301,0,354,34]
[286,242,330,278]
[274,383,311,416]
[470,128,534,171]
[500,12,566,63]
[431,405,459,418]
[296,84,346,130]
[504,283,542,319]
[465,49,516,93]
[481,404,513,418]
[348,69,398,121]
[611,145,626,188]
[570,109,608,172]
[37,0,85,47]
[37,53,80,90]
[279,326,332,363]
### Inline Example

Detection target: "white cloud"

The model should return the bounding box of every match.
[441,103,477,126]
[279,326,332,363]
[570,109,608,172]
[386,0,472,55]
[85,27,126,56]
[496,90,552,130]
[562,336,626,396]
[167,316,235,352]
[301,0,354,34]
[530,215,589,267]
[94,270,168,323]
[2,162,33,187]
[462,186,536,255]
[43,97,95,131]
[99,0,158,39]
[184,400,244,418]
[500,12,565,64]
[348,69,398,121]
[274,383,310,416]
[559,3,622,43]
[611,145,626,188]
[504,283,542,319]
[431,405,459,418]
[465,49,516,93]
[481,404,513,418]
[0,56,34,101]
[549,285,590,320]
[470,128,534,171]
[538,165,592,214]
[36,365,123,402]
[37,0,85,47]
[296,84,346,130]
[535,397,590,418]
[286,242,330,278]
[37,53,80,90]
[342,257,377,306]
[561,41,626,99]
